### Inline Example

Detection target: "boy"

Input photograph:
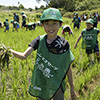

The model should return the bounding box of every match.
[4,18,9,32]
[21,11,27,28]
[25,22,36,31]
[10,8,76,100]
[62,25,73,37]
[92,12,98,28]
[89,13,92,19]
[74,18,100,62]
[71,12,81,29]
[13,12,19,23]
[11,20,20,32]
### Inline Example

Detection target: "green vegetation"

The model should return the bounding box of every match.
[0,11,100,100]
[1,0,100,12]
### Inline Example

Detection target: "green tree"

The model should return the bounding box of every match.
[36,0,76,11]
[48,0,65,8]
[63,0,76,11]
[40,5,45,9]
[36,0,50,5]
[19,4,24,9]
[18,2,20,5]
[28,8,33,11]
[36,0,100,11]
[35,6,38,10]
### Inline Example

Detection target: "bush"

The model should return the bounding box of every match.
[35,13,42,19]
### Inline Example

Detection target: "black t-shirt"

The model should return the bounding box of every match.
[28,35,70,54]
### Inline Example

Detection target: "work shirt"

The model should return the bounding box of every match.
[4,21,9,27]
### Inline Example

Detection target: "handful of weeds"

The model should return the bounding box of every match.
[0,43,12,70]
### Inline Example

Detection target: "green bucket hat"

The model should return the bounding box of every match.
[21,11,24,14]
[6,18,8,21]
[75,12,78,15]
[40,8,63,22]
[86,18,94,25]
[11,20,14,23]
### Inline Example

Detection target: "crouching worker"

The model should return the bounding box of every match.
[11,20,20,32]
[0,21,3,28]
[4,18,9,32]
[62,25,73,37]
[25,22,36,31]
[10,8,77,100]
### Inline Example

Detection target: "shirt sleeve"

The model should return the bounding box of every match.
[61,37,70,51]
[28,36,40,51]
[72,18,75,22]
[79,17,81,22]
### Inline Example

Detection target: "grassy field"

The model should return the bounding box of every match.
[0,11,100,100]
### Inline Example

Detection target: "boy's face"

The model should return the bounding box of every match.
[42,20,61,37]
[86,23,93,29]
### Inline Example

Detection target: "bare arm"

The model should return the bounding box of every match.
[10,46,34,60]
[74,33,82,48]
[67,66,77,100]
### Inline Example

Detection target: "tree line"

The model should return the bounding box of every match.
[1,0,100,12]
[37,0,100,11]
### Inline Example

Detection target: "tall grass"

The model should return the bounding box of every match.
[0,12,100,100]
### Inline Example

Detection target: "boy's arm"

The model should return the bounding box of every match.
[10,46,34,60]
[70,18,75,25]
[79,17,81,23]
[74,33,82,48]
[67,66,77,100]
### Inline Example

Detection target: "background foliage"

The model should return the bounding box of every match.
[1,0,100,12]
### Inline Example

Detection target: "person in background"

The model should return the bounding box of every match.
[10,8,77,100]
[71,12,81,30]
[0,21,3,28]
[25,22,36,31]
[82,14,86,21]
[96,12,99,22]
[4,18,9,32]
[74,18,100,63]
[92,12,98,28]
[62,25,73,38]
[11,20,20,32]
[21,11,27,28]
[13,12,19,23]
[89,13,92,19]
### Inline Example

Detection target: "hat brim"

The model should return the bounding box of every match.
[40,17,63,22]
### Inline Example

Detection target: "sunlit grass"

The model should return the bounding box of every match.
[0,12,100,100]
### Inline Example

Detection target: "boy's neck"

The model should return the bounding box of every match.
[47,35,58,44]
[86,27,93,30]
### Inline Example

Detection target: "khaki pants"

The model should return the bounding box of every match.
[38,87,64,100]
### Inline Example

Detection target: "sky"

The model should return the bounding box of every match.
[0,0,47,9]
